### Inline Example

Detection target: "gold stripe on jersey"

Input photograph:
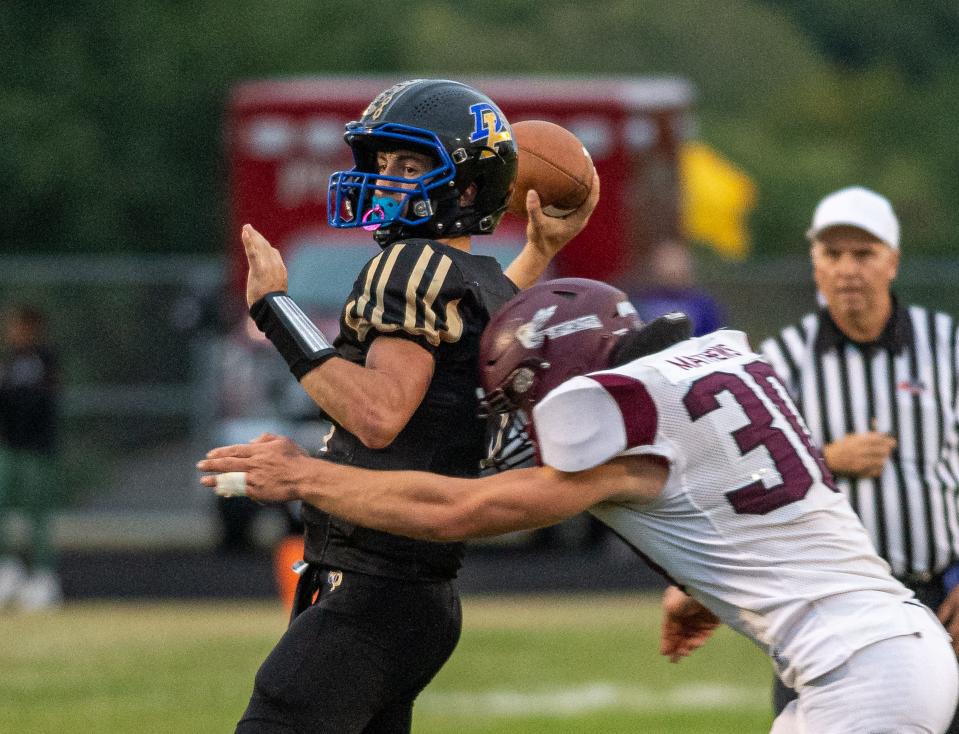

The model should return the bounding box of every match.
[442,297,464,343]
[344,244,466,347]
[344,250,387,341]
[421,255,454,338]
[404,246,435,331]
[368,244,406,329]
[344,245,404,342]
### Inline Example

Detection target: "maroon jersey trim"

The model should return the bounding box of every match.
[589,373,658,448]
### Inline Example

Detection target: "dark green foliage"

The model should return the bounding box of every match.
[2,1,958,258]
[766,0,959,80]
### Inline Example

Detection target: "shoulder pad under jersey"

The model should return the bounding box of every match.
[533,372,658,473]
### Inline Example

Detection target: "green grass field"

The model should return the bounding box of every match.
[0,593,775,733]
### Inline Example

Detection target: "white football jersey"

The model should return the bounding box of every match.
[532,330,920,688]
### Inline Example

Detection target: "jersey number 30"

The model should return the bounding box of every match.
[683,360,837,515]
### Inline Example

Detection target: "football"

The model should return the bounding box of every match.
[507,120,595,218]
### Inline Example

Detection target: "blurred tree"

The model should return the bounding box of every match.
[2,0,958,258]
[765,0,959,80]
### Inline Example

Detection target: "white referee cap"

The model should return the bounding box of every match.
[807,186,900,250]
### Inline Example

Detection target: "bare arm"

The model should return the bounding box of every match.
[504,172,600,289]
[241,224,433,448]
[198,437,667,542]
[298,337,433,449]
[937,584,959,655]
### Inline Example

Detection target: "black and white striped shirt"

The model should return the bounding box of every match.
[761,299,959,580]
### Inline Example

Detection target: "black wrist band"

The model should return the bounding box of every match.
[249,292,338,380]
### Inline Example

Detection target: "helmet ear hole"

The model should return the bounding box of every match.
[459,183,478,207]
[510,367,536,396]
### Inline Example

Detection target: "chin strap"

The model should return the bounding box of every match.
[611,312,692,366]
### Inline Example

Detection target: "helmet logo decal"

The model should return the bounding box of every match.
[363,80,417,121]
[617,300,638,317]
[469,102,512,159]
[515,306,604,349]
[515,306,557,348]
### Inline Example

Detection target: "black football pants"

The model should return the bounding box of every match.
[236,567,462,734]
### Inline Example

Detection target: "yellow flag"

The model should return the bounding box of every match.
[680,142,756,260]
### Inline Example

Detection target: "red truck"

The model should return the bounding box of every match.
[226,75,694,321]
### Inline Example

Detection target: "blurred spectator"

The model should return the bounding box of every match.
[0,305,62,611]
[628,239,725,336]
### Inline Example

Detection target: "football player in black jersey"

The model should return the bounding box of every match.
[220,79,599,733]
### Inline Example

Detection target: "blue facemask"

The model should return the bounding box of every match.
[327,123,456,233]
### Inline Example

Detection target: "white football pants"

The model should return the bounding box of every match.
[770,602,958,734]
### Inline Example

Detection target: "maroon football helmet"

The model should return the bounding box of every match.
[479,278,642,415]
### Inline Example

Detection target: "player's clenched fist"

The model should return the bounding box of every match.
[823,431,897,478]
[242,224,289,308]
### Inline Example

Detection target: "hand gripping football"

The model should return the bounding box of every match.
[507,120,595,218]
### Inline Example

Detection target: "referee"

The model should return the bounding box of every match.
[761,186,959,731]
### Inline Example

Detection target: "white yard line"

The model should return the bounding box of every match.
[418,682,766,716]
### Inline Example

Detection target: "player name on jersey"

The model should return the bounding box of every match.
[664,343,744,371]
[649,336,750,386]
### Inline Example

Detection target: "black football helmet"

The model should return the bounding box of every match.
[328,79,518,247]
[479,278,693,416]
